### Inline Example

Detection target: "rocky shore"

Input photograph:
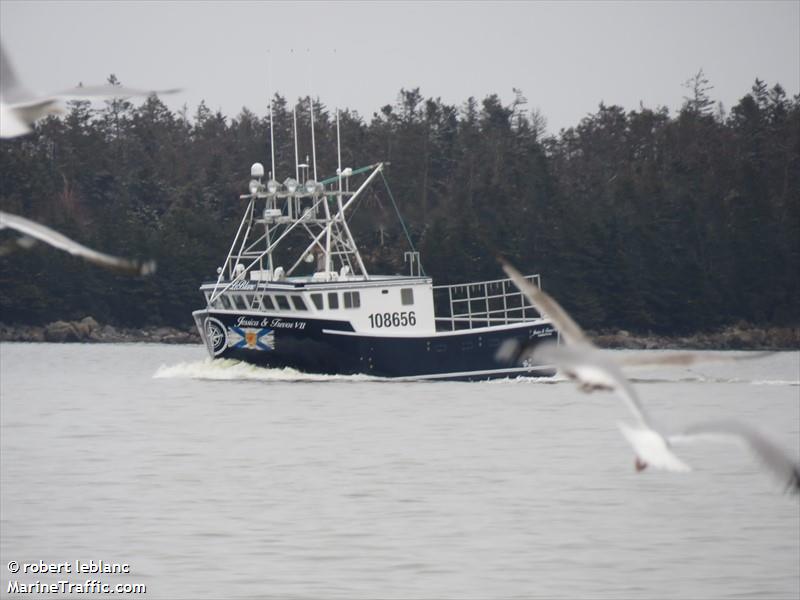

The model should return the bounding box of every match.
[0,317,797,350]
[589,324,800,351]
[0,317,201,344]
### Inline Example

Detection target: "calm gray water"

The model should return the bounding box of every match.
[1,343,798,599]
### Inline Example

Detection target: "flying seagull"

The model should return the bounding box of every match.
[498,257,799,493]
[0,210,155,276]
[496,257,773,388]
[0,43,179,138]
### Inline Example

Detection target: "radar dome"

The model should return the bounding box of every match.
[251,163,265,179]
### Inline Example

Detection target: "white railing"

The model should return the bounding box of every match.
[433,274,543,331]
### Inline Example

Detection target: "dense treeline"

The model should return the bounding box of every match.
[1,73,798,334]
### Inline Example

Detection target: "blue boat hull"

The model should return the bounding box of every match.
[193,310,557,381]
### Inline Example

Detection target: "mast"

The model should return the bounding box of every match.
[309,95,318,183]
[292,105,299,183]
[266,48,276,276]
[336,109,342,195]
[267,49,276,183]
[305,55,328,272]
[268,100,276,186]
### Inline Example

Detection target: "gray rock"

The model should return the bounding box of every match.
[44,320,81,342]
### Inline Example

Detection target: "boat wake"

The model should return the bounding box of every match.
[153,361,800,386]
[153,359,380,382]
[749,379,800,386]
[625,376,799,386]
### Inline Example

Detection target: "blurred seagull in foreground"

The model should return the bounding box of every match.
[496,258,773,386]
[498,256,799,493]
[0,44,179,138]
[0,210,156,276]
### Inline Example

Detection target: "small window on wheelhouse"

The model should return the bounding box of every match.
[220,295,233,310]
[310,293,324,310]
[244,294,256,309]
[401,288,414,306]
[343,291,361,309]
[275,295,291,310]
[262,295,275,310]
[328,292,339,309]
[291,295,308,311]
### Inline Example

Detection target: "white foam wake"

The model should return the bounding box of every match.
[485,374,565,385]
[153,358,379,382]
[749,379,800,386]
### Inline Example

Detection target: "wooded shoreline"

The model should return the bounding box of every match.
[1,317,797,350]
[1,77,797,337]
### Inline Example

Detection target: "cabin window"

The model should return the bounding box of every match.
[244,294,256,309]
[204,291,211,303]
[343,291,361,309]
[262,295,275,310]
[275,295,291,310]
[328,292,339,309]
[220,295,233,310]
[310,293,324,309]
[401,288,414,306]
[291,295,308,311]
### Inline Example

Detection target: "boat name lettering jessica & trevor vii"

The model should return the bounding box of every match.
[235,316,305,330]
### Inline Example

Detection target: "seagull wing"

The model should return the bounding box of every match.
[498,257,590,346]
[1,87,180,139]
[531,341,656,428]
[51,84,182,99]
[606,358,656,428]
[0,211,155,276]
[0,43,32,103]
[618,351,776,368]
[670,420,800,493]
[1,44,180,138]
[618,421,692,472]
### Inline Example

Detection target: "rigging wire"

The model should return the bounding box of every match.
[378,170,425,276]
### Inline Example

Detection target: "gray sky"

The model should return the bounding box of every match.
[1,1,798,132]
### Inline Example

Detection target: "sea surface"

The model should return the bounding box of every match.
[1,343,798,599]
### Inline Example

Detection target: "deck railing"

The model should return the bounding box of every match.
[433,274,543,331]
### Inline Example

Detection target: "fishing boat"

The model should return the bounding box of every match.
[192,106,557,380]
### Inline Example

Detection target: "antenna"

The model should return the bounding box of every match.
[267,50,276,182]
[307,48,318,182]
[292,104,299,182]
[309,96,318,182]
[289,48,299,183]
[336,108,342,194]
[269,100,276,181]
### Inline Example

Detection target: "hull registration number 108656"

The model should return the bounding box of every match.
[368,311,416,328]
